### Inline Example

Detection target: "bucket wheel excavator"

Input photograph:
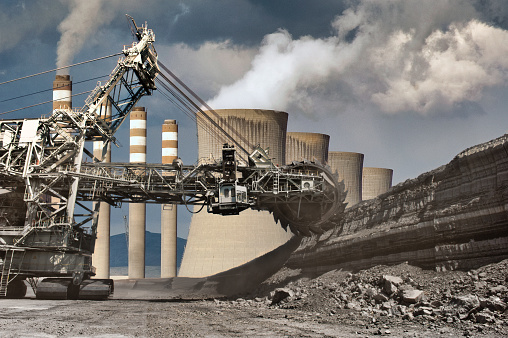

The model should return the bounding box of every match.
[0,17,346,300]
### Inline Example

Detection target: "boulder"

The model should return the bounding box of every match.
[480,296,507,312]
[475,310,495,324]
[270,288,294,305]
[383,275,403,286]
[373,293,390,303]
[452,294,480,310]
[401,289,424,304]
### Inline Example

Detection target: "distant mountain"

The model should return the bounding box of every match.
[110,231,186,268]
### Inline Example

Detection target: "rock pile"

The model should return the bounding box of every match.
[222,260,508,336]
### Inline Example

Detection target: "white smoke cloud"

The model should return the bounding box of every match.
[56,0,120,73]
[161,41,256,98]
[208,0,508,116]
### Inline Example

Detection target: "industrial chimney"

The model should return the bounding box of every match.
[129,106,147,279]
[161,119,178,278]
[91,99,112,279]
[53,75,72,110]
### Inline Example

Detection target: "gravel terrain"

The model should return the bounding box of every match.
[0,259,506,337]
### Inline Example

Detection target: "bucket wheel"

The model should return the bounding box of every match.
[271,161,346,236]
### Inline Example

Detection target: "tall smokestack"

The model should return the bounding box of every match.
[161,119,178,278]
[129,106,147,279]
[50,75,72,209]
[92,99,112,279]
[53,75,72,110]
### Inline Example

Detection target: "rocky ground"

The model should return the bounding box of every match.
[0,260,506,337]
[230,259,508,337]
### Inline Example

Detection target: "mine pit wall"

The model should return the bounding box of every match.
[288,134,508,273]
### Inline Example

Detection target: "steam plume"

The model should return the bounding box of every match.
[56,0,116,74]
[208,0,508,116]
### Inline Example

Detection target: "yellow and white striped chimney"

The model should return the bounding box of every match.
[161,119,178,277]
[129,106,147,279]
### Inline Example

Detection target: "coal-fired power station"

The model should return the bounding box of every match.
[49,76,392,280]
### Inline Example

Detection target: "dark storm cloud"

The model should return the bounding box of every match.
[209,0,508,116]
[149,0,349,46]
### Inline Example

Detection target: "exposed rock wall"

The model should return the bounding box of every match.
[288,134,508,272]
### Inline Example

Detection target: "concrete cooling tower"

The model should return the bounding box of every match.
[285,132,330,164]
[178,109,293,277]
[328,151,364,208]
[362,167,393,201]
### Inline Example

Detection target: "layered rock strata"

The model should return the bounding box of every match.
[289,134,508,272]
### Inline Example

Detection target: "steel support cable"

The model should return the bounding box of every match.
[157,62,253,157]
[155,78,227,149]
[157,70,248,163]
[156,80,237,162]
[155,77,228,149]
[158,62,253,155]
[156,74,247,163]
[0,74,107,104]
[0,89,93,116]
[0,53,123,87]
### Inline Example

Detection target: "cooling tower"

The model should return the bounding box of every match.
[129,107,147,279]
[328,151,364,208]
[161,119,178,278]
[52,75,72,109]
[92,99,112,279]
[362,167,393,201]
[285,132,330,164]
[178,109,292,277]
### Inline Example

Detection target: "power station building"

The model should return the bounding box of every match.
[50,70,393,278]
[178,109,293,277]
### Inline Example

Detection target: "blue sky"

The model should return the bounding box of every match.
[2,0,508,238]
